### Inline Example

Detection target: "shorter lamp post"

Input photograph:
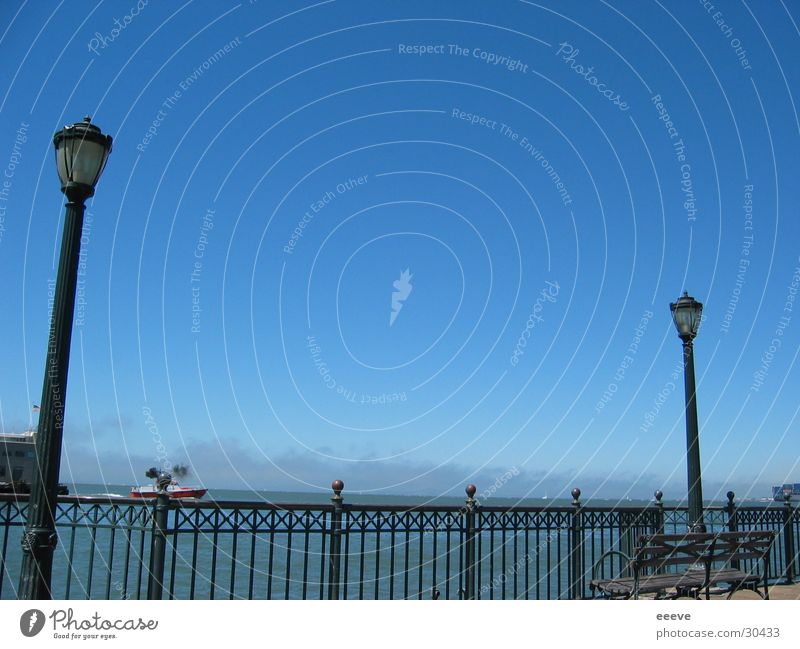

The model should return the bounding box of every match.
[147,472,173,600]
[670,291,705,532]
[18,117,112,599]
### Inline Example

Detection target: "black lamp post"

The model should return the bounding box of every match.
[670,291,705,533]
[19,117,112,599]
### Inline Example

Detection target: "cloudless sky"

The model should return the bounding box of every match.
[0,0,798,502]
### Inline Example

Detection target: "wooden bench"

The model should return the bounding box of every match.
[589,530,775,600]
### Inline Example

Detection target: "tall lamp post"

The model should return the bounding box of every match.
[19,117,112,599]
[670,291,705,533]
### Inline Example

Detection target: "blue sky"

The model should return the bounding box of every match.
[0,0,798,501]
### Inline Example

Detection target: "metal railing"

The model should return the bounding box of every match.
[1,484,797,599]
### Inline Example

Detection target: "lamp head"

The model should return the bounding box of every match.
[670,291,703,341]
[53,116,113,202]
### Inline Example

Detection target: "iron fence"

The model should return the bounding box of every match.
[1,485,797,599]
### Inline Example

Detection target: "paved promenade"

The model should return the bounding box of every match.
[639,583,800,600]
[727,583,800,600]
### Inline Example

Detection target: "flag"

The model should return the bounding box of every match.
[32,405,40,412]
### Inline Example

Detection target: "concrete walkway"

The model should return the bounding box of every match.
[725,583,800,600]
[636,582,800,600]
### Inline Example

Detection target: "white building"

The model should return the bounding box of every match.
[0,430,36,484]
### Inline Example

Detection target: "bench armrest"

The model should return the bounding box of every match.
[591,549,634,582]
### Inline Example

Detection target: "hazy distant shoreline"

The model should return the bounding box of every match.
[65,483,774,507]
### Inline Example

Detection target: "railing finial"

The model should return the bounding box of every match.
[331,479,344,496]
[654,490,663,503]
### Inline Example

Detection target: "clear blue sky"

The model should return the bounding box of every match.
[0,0,798,502]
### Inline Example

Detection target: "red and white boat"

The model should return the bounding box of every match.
[130,467,207,499]
[130,483,207,499]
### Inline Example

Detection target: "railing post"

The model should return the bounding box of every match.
[726,491,739,571]
[654,490,665,535]
[726,491,737,532]
[463,484,477,600]
[569,487,583,600]
[327,479,344,600]
[782,491,795,585]
[146,473,171,600]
